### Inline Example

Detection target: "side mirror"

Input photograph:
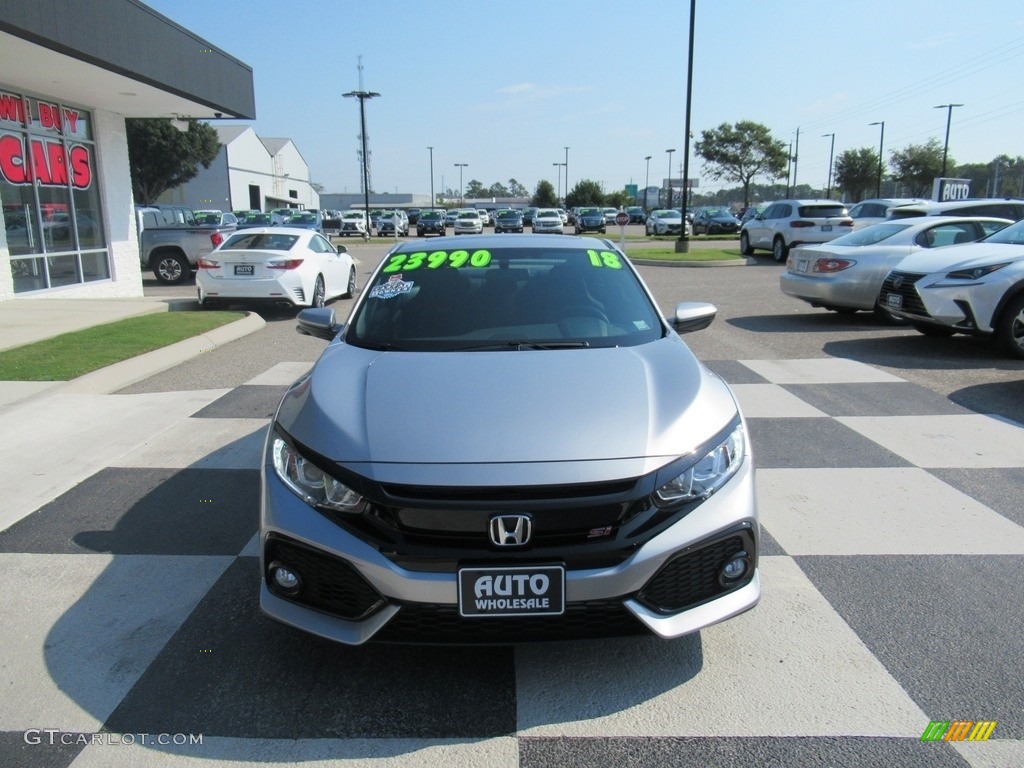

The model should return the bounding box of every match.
[670,301,717,334]
[335,244,348,254]
[296,308,342,341]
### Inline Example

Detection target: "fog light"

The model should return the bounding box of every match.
[269,561,301,595]
[720,553,749,582]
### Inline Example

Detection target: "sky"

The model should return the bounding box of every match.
[145,0,1024,200]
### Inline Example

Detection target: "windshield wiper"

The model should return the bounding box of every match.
[450,340,591,351]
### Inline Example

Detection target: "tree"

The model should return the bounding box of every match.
[834,147,881,202]
[507,178,529,197]
[126,119,221,204]
[889,139,947,197]
[532,179,558,207]
[694,120,788,208]
[604,190,631,208]
[487,181,510,197]
[464,179,486,198]
[565,179,604,208]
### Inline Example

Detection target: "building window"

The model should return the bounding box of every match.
[0,88,109,293]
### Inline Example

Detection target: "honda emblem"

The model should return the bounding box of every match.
[489,514,532,546]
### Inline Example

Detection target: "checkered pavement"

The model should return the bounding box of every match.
[1,357,1021,768]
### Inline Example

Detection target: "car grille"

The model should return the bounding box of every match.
[264,535,386,620]
[879,270,929,317]
[636,530,754,614]
[372,599,648,644]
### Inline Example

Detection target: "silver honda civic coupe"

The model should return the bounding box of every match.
[260,234,759,644]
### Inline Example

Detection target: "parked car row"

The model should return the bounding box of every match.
[778,214,1024,358]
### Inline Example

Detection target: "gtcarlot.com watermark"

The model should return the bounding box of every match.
[24,729,203,746]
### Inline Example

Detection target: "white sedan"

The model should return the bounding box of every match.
[196,227,356,310]
[779,216,1010,321]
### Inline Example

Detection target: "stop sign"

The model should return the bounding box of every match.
[615,211,629,226]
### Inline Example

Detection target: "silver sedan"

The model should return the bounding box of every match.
[779,216,1010,320]
[260,234,759,645]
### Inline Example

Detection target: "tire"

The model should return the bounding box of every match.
[739,231,754,256]
[995,292,1024,358]
[772,237,789,263]
[343,267,356,299]
[153,253,190,285]
[311,275,326,308]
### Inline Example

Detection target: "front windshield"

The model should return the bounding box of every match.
[828,222,911,246]
[982,218,1024,245]
[655,210,681,220]
[346,246,664,351]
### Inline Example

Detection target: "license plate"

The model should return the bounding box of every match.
[821,224,833,232]
[234,264,254,276]
[458,565,565,617]
[797,259,809,273]
[885,293,902,309]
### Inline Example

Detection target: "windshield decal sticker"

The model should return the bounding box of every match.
[369,274,414,299]
[382,249,492,273]
[587,250,623,269]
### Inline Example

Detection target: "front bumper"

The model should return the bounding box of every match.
[259,445,759,645]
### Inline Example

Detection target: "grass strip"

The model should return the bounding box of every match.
[626,248,743,261]
[0,311,245,381]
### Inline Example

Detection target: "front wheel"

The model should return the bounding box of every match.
[343,267,357,299]
[311,275,326,308]
[739,231,754,256]
[153,253,190,285]
[772,237,789,263]
[995,292,1024,358]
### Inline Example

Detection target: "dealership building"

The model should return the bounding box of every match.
[0,0,255,302]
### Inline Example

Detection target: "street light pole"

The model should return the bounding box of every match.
[553,162,562,203]
[869,121,885,198]
[343,89,380,240]
[564,146,570,201]
[665,148,675,208]
[677,0,696,253]
[427,146,434,209]
[643,155,652,212]
[934,103,963,177]
[822,133,835,199]
[454,163,468,205]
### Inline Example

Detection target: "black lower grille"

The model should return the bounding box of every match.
[637,532,753,614]
[879,271,928,317]
[372,599,648,644]
[265,536,385,620]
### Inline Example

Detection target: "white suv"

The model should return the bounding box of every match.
[740,200,853,262]
[453,209,484,235]
[887,198,1024,222]
[880,217,1024,357]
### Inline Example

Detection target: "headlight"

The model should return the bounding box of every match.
[654,422,745,506]
[272,436,364,512]
[944,262,1010,280]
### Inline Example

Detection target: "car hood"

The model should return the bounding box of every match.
[274,338,739,484]
[893,242,1024,274]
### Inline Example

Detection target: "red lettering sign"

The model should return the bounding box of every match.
[0,134,28,183]
[0,132,92,189]
[0,94,28,125]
